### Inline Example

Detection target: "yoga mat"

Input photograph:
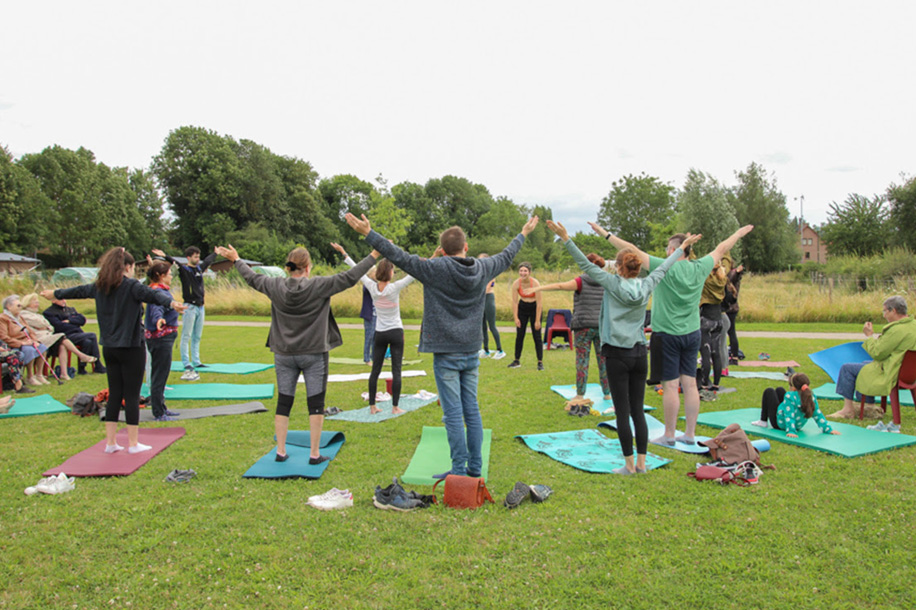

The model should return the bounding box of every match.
[516,429,671,473]
[0,395,70,419]
[326,394,438,423]
[812,383,914,406]
[550,384,655,412]
[726,371,787,381]
[809,342,870,383]
[170,362,274,374]
[329,357,422,366]
[599,413,713,454]
[401,426,492,485]
[118,402,269,422]
[695,408,916,458]
[739,360,801,368]
[325,370,427,383]
[43,427,186,477]
[243,430,345,479]
[141,383,275,400]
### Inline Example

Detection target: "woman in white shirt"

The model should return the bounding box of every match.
[333,243,416,415]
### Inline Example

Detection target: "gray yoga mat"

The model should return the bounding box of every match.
[112,402,269,422]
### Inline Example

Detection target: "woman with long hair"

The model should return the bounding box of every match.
[508,262,543,370]
[19,293,98,381]
[216,243,379,462]
[753,372,840,438]
[41,247,185,453]
[332,242,416,415]
[546,220,700,475]
[144,260,181,421]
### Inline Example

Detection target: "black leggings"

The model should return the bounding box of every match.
[482,293,502,352]
[697,305,723,388]
[369,328,404,406]
[603,344,649,457]
[760,386,786,429]
[103,346,146,425]
[726,311,739,358]
[514,300,543,361]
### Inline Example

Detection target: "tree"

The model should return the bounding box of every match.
[597,173,676,252]
[888,174,916,251]
[129,168,169,251]
[730,162,797,272]
[424,176,494,237]
[318,174,377,256]
[368,193,411,248]
[677,169,741,259]
[391,181,435,251]
[821,194,889,257]
[0,146,51,254]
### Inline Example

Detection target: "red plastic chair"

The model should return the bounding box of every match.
[47,352,73,380]
[859,350,916,425]
[546,312,571,350]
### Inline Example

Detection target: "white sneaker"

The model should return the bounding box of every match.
[491,350,507,361]
[310,494,354,511]
[308,488,351,503]
[414,390,437,400]
[866,421,888,432]
[887,423,901,433]
[750,420,770,428]
[478,349,489,359]
[36,473,75,495]
[180,369,199,381]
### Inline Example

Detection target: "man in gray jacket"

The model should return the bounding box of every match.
[346,212,539,477]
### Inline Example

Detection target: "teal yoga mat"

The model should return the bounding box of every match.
[243,430,345,479]
[141,383,275,400]
[170,362,274,374]
[695,407,916,458]
[516,429,671,473]
[550,384,655,412]
[809,342,870,383]
[401,426,492,485]
[326,394,437,423]
[0,395,70,419]
[599,413,713,454]
[813,382,915,406]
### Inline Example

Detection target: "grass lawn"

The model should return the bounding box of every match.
[2,325,914,609]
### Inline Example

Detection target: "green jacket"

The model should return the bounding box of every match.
[855,316,916,396]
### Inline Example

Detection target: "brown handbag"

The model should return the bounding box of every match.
[700,423,761,465]
[432,474,494,509]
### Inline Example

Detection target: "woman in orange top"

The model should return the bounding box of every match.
[508,262,544,370]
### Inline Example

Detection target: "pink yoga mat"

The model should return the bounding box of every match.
[43,427,186,477]
[738,360,800,368]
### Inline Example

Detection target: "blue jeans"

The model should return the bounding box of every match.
[363,313,376,363]
[180,304,205,369]
[836,362,874,403]
[433,352,482,476]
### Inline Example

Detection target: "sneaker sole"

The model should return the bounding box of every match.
[372,497,417,512]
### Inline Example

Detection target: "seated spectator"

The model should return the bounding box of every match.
[1,338,33,394]
[19,294,98,381]
[43,296,105,374]
[0,295,50,386]
[829,296,916,418]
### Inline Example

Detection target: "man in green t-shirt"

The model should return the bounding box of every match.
[606,225,753,446]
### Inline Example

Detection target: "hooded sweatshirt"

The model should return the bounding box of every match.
[365,230,525,353]
[564,239,684,349]
[234,255,377,355]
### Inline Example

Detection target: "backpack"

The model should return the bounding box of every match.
[66,392,100,417]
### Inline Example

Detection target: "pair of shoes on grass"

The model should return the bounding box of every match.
[504,482,552,509]
[867,421,901,433]
[24,472,75,496]
[373,477,432,511]
[308,487,354,510]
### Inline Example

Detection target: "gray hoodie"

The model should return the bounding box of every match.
[235,255,377,355]
[365,230,524,353]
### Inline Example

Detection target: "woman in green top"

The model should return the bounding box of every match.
[545,220,700,475]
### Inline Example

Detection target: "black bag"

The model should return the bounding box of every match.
[66,392,100,417]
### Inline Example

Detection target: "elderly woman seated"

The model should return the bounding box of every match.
[1,337,33,395]
[19,293,97,381]
[1,294,51,385]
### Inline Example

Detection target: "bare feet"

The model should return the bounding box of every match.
[369,405,381,414]
[827,408,856,419]
[27,376,42,387]
[391,406,405,415]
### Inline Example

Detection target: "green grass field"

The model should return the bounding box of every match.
[2,324,915,609]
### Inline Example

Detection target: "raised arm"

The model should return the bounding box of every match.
[588,221,650,269]
[529,279,579,293]
[711,225,754,265]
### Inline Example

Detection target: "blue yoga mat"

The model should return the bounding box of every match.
[326,394,438,423]
[0,395,70,419]
[550,384,655,412]
[141,383,275,400]
[695,407,916,458]
[170,362,274,374]
[809,342,870,383]
[243,430,345,479]
[515,429,671,473]
[599,413,712,454]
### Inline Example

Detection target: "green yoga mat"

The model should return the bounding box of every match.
[169,362,274,374]
[516,429,671,473]
[550,384,655,412]
[326,394,437,423]
[695,408,916,458]
[401,426,492,485]
[329,357,422,366]
[0,395,70,419]
[244,430,345,479]
[141,383,275,400]
[813,383,915,406]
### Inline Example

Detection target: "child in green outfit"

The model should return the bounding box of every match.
[753,373,841,438]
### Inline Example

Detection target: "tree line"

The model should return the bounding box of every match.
[5,125,909,272]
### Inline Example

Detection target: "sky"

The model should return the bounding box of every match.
[2,1,915,230]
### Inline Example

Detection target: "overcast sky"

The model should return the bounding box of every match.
[2,1,914,229]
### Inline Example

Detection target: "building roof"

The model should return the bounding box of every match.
[0,252,41,263]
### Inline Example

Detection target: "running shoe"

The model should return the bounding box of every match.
[491,350,507,360]
[504,481,531,508]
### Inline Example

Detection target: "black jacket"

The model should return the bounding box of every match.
[165,253,217,306]
[43,303,88,337]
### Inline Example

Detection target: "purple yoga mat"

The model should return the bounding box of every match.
[43,427,186,477]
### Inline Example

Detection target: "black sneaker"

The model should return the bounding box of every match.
[504,481,531,508]
[529,484,553,503]
[537,362,544,371]
[507,360,521,369]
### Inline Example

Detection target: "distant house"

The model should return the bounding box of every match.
[799,223,828,263]
[0,252,41,274]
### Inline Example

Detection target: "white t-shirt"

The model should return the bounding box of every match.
[345,256,415,333]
